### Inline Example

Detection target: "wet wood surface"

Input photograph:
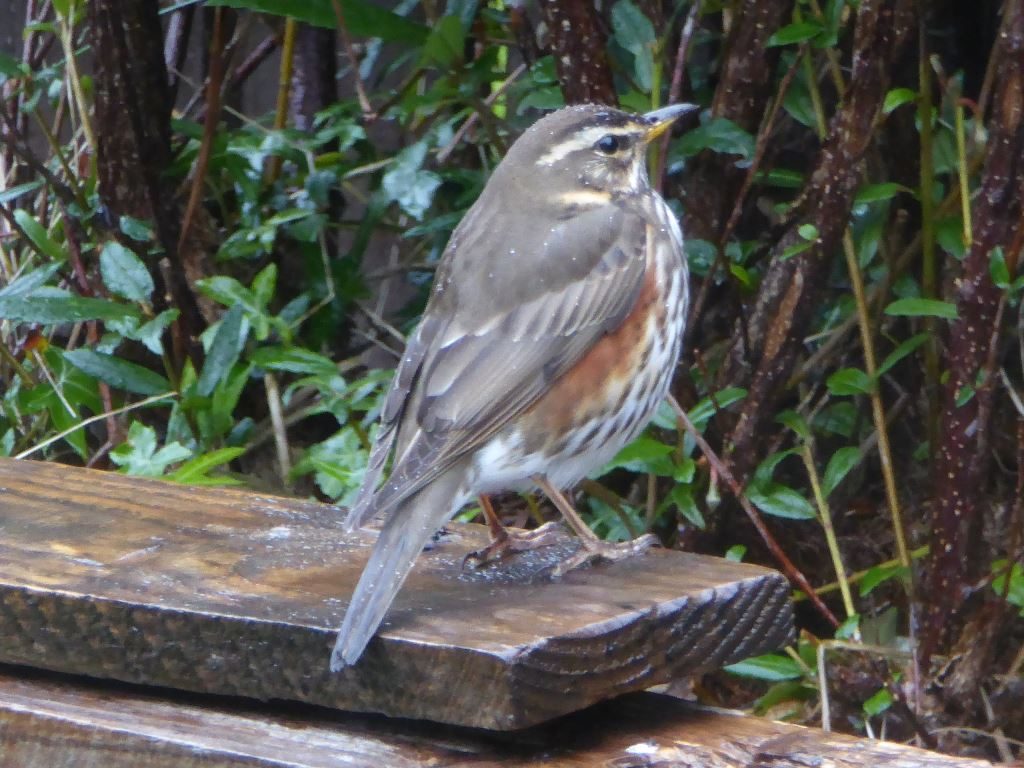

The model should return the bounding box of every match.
[0,458,793,730]
[0,666,993,767]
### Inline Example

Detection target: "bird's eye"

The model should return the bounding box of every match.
[595,134,620,154]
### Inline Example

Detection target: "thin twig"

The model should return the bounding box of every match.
[178,6,226,253]
[15,392,177,460]
[436,63,527,165]
[264,17,296,187]
[654,0,700,190]
[801,441,856,620]
[263,373,291,482]
[330,0,375,121]
[801,45,913,579]
[684,49,802,348]
[667,394,840,627]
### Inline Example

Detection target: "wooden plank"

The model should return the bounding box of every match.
[0,458,793,730]
[0,667,993,767]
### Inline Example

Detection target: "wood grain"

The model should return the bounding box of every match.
[0,667,993,767]
[0,458,793,730]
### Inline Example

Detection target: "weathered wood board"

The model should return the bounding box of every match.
[0,458,793,730]
[0,667,993,767]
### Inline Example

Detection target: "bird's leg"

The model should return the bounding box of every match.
[462,493,563,569]
[533,475,660,577]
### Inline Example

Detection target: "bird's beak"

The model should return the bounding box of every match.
[642,103,699,143]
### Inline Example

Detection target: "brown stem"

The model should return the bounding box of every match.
[923,0,1024,660]
[178,7,225,255]
[538,0,616,105]
[722,0,914,481]
[331,0,376,121]
[667,396,840,628]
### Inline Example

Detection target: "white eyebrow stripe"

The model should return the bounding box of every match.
[536,125,627,166]
[556,189,613,206]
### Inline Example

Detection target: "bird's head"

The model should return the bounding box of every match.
[498,103,697,207]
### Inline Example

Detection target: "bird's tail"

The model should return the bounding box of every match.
[331,466,468,670]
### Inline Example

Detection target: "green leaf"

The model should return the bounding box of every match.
[752,680,813,715]
[611,0,656,91]
[251,264,277,308]
[100,241,155,303]
[780,241,814,260]
[822,446,861,496]
[755,168,805,188]
[885,297,958,319]
[877,332,928,376]
[936,215,968,259]
[854,182,908,205]
[197,305,246,397]
[119,216,156,242]
[990,246,1010,288]
[297,427,368,505]
[422,15,465,67]
[668,485,704,529]
[196,276,261,315]
[748,484,817,520]
[13,209,64,261]
[603,435,675,476]
[991,560,1024,613]
[783,71,817,128]
[826,367,874,396]
[110,422,192,477]
[169,447,245,485]
[767,20,823,47]
[64,349,172,396]
[675,118,755,160]
[776,410,811,440]
[131,309,179,355]
[725,544,746,562]
[516,85,565,114]
[0,263,61,299]
[251,346,337,376]
[0,295,140,324]
[955,382,976,407]
[725,653,803,681]
[797,223,819,241]
[0,51,23,81]
[750,448,795,489]
[835,614,860,640]
[883,87,917,114]
[815,401,857,438]
[863,687,894,717]
[0,179,43,204]
[688,387,747,429]
[859,563,910,596]
[46,394,87,459]
[382,141,442,220]
[206,0,428,45]
[729,263,754,288]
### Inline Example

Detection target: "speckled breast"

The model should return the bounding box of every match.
[472,194,688,493]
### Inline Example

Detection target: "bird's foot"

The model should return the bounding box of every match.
[549,533,660,578]
[462,521,564,570]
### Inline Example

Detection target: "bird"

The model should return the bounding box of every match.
[331,102,695,670]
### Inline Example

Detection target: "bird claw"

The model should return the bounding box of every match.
[462,521,565,570]
[548,533,661,579]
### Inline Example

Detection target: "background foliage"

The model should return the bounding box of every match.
[1,0,1022,759]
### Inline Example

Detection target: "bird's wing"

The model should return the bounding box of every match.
[352,201,650,523]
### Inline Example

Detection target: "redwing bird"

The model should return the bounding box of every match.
[332,103,695,669]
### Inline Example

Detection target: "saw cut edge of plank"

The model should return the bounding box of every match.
[0,458,795,729]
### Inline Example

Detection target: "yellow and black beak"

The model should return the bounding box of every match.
[642,103,699,143]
